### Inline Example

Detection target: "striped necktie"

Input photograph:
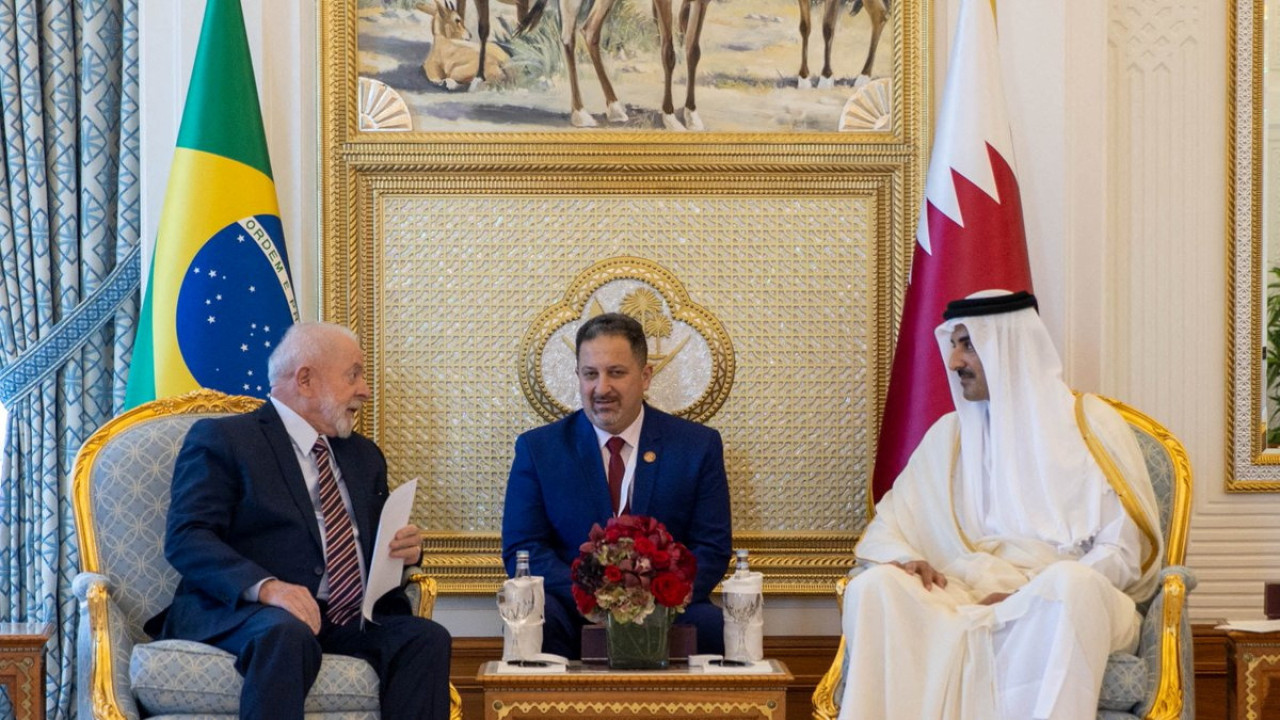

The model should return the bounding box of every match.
[312,438,363,626]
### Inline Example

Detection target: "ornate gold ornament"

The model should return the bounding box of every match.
[520,256,735,423]
[357,77,413,132]
[839,78,893,132]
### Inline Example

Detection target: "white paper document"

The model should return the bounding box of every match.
[362,478,418,621]
[690,656,777,674]
[493,655,569,674]
[1216,619,1280,633]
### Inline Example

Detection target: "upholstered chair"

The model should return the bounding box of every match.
[811,397,1195,720]
[71,389,461,720]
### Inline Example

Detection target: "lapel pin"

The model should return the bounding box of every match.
[643,451,657,463]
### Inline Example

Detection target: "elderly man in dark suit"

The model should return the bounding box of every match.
[145,321,452,720]
[502,312,733,658]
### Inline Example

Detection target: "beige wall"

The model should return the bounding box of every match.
[992,0,1236,620]
[140,0,1249,631]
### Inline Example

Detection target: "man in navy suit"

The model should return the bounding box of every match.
[145,322,452,720]
[502,312,733,658]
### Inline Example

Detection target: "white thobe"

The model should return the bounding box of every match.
[838,397,1160,720]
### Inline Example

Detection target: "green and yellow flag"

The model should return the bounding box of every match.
[126,0,297,409]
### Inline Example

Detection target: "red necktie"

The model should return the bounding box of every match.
[312,438,363,626]
[606,436,627,515]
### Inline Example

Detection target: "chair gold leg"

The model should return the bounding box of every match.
[811,635,845,720]
[450,682,464,720]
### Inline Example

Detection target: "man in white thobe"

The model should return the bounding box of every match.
[838,290,1162,720]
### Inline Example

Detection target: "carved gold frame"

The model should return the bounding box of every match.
[320,1,929,594]
[1227,0,1280,490]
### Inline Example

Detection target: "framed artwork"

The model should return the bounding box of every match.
[353,0,901,133]
[1227,0,1280,490]
[320,0,928,593]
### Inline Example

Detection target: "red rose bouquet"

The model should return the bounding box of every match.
[570,514,696,624]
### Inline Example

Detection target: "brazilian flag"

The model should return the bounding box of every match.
[125,0,298,409]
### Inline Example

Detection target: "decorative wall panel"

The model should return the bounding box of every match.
[1112,0,1270,620]
[375,193,877,536]
[322,0,928,593]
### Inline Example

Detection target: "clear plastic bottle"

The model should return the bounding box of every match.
[733,548,750,578]
[514,550,531,579]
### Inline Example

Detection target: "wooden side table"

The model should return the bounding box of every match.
[476,660,794,720]
[0,623,51,720]
[1226,629,1280,720]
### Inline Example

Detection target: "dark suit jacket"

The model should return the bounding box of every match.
[145,401,409,641]
[501,405,733,609]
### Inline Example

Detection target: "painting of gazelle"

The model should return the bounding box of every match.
[357,0,896,132]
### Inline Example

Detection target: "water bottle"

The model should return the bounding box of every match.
[722,548,762,664]
[502,550,540,661]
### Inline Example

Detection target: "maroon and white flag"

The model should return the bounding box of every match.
[871,0,1034,502]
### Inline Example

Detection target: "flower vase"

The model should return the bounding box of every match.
[606,605,671,669]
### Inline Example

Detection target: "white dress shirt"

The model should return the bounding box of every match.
[591,406,644,516]
[243,397,366,602]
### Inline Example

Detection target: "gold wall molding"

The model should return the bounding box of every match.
[321,0,929,594]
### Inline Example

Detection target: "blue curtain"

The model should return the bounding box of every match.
[0,1,140,718]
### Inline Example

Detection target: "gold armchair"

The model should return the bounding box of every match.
[71,389,461,719]
[811,398,1194,720]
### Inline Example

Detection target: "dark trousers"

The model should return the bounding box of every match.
[208,606,452,720]
[541,591,725,659]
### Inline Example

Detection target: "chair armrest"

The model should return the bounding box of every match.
[1138,566,1197,720]
[1158,565,1197,592]
[404,568,439,620]
[72,572,141,720]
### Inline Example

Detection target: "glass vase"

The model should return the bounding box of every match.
[606,604,671,669]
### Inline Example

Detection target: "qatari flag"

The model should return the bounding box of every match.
[871,0,1033,502]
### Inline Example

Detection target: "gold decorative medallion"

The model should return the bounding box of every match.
[520,257,735,423]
